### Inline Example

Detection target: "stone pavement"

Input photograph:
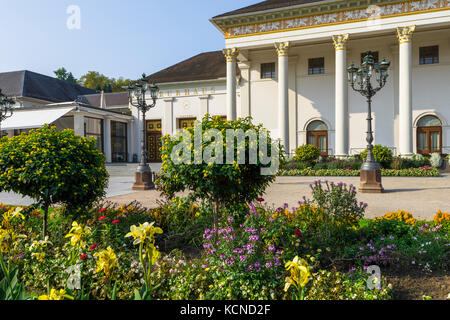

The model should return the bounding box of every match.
[107,175,450,220]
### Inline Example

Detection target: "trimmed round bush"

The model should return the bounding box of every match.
[294,144,320,163]
[360,145,393,168]
[0,125,109,235]
[156,115,278,222]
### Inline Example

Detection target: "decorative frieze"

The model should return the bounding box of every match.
[396,25,416,43]
[332,34,349,51]
[225,0,450,38]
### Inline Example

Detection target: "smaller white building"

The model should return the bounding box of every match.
[0,70,134,163]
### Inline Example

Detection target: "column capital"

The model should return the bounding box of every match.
[332,34,349,51]
[397,26,416,44]
[223,48,240,63]
[274,41,290,57]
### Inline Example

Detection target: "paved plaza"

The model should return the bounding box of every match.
[107,174,450,220]
[1,162,448,220]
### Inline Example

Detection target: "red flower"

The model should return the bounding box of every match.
[98,216,106,221]
[99,208,106,213]
[112,220,120,224]
[80,254,88,260]
[89,243,98,251]
[257,198,265,203]
[295,229,302,237]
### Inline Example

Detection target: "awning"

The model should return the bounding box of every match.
[0,107,74,131]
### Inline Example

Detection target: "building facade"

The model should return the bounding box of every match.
[140,0,450,162]
[0,71,134,163]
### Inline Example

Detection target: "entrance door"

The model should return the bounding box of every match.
[146,120,162,163]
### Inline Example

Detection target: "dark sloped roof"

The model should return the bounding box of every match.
[146,51,240,84]
[214,0,326,18]
[83,92,129,108]
[0,70,97,103]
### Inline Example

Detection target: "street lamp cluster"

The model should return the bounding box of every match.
[348,51,391,193]
[125,74,160,190]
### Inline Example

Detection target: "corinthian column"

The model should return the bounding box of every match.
[397,26,415,157]
[223,48,239,121]
[275,41,290,155]
[332,34,349,157]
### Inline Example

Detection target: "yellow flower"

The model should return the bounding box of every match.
[284,256,311,292]
[94,246,118,278]
[38,289,74,300]
[65,221,91,249]
[125,222,163,246]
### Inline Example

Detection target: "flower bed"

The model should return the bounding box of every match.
[0,182,448,300]
[278,167,440,177]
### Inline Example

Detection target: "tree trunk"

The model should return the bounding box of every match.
[43,205,49,238]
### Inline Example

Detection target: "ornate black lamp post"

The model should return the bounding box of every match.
[0,89,15,135]
[126,74,159,190]
[347,51,390,193]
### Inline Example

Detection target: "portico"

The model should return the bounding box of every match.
[213,0,450,157]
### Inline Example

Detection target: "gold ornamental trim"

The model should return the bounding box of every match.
[275,41,290,57]
[397,25,416,43]
[223,48,240,63]
[332,34,349,51]
[225,0,450,39]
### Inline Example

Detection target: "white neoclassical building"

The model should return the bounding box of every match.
[139,0,450,162]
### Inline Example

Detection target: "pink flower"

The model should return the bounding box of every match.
[99,208,106,213]
[80,254,88,261]
[98,216,106,221]
[295,229,302,237]
[257,198,265,203]
[112,220,120,224]
[89,243,98,251]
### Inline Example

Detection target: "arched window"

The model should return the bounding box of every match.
[417,115,442,155]
[307,120,328,156]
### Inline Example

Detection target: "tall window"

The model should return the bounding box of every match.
[419,46,439,65]
[417,115,442,155]
[84,117,103,153]
[307,120,328,156]
[261,62,276,79]
[111,121,128,163]
[308,57,325,75]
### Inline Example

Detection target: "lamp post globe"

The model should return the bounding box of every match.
[347,51,390,193]
[126,74,160,190]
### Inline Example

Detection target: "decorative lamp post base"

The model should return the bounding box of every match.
[132,171,155,191]
[359,168,384,193]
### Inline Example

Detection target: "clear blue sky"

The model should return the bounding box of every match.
[0,0,261,80]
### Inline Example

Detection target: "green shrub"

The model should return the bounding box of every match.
[0,125,109,236]
[156,115,278,222]
[306,268,392,300]
[294,145,320,163]
[360,145,393,168]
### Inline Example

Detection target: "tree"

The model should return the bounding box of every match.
[156,115,279,226]
[78,72,132,92]
[54,67,77,84]
[0,125,109,236]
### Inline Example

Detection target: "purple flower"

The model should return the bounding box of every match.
[240,255,247,262]
[268,245,276,251]
[227,216,234,223]
[265,261,273,268]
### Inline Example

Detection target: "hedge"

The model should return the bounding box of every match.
[278,167,440,177]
